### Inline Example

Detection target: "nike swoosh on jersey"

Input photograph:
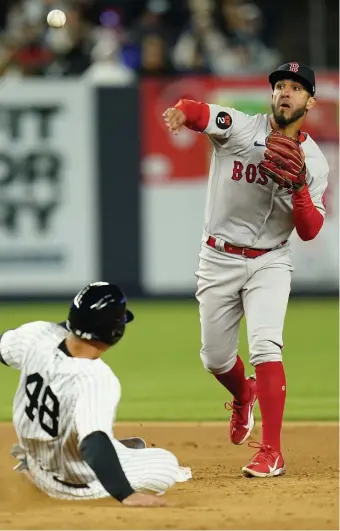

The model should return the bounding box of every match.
[254,141,265,147]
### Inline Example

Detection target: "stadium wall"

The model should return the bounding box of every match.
[0,74,338,300]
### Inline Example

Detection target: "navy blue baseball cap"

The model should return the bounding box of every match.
[269,62,316,96]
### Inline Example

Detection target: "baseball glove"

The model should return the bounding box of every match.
[259,131,306,191]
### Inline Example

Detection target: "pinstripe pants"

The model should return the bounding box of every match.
[23,441,191,500]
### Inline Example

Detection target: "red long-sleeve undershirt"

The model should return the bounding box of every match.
[175,99,210,131]
[174,98,324,242]
[292,186,324,241]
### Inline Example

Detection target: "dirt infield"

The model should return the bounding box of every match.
[0,422,338,530]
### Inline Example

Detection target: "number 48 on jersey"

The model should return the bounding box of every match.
[25,373,60,437]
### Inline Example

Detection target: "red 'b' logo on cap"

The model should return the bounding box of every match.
[289,62,300,73]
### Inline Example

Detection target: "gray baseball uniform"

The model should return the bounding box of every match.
[194,104,328,372]
[1,321,191,500]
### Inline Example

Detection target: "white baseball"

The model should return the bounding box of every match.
[47,9,66,28]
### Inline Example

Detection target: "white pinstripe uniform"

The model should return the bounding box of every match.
[1,321,191,500]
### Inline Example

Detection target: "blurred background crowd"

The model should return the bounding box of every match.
[0,0,337,81]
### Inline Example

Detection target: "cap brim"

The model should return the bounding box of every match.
[269,71,314,95]
[125,309,134,323]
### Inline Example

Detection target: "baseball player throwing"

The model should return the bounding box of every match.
[163,63,328,477]
[1,282,191,506]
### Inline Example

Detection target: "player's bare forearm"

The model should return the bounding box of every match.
[292,186,324,241]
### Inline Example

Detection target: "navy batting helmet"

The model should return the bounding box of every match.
[66,282,134,346]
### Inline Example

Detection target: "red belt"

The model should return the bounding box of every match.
[206,236,287,259]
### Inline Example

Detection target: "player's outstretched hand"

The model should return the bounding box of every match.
[163,108,186,134]
[122,492,168,507]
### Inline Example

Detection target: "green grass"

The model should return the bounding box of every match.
[0,299,338,421]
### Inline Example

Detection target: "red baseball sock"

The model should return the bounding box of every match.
[214,355,251,404]
[255,361,286,453]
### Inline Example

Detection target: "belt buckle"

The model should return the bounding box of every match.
[214,238,225,252]
[241,247,248,257]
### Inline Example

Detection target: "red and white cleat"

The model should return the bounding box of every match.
[226,376,257,445]
[242,442,286,478]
